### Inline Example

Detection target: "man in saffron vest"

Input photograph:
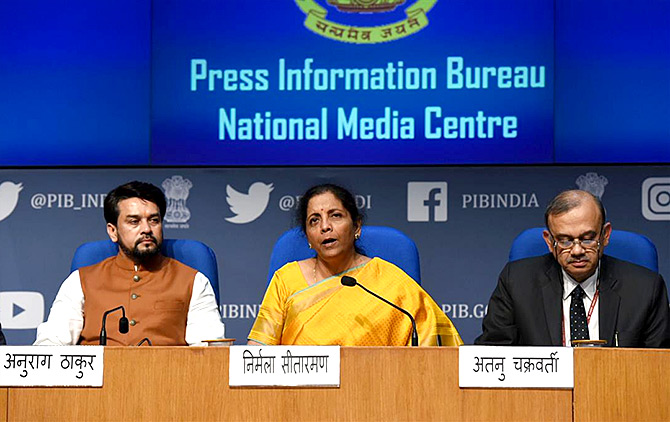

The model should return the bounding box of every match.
[34,181,225,346]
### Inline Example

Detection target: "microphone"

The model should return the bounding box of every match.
[99,305,130,346]
[136,338,152,347]
[340,275,419,346]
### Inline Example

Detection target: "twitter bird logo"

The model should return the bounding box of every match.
[225,182,274,224]
[0,181,23,222]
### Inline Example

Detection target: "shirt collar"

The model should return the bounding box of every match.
[561,266,599,301]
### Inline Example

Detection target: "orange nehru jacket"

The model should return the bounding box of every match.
[78,252,196,346]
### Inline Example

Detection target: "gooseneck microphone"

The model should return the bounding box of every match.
[99,305,130,345]
[341,275,419,346]
[136,338,152,347]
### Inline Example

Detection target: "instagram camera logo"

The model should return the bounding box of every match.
[642,177,670,221]
[407,182,448,222]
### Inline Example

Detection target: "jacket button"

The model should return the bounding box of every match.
[131,293,138,300]
[130,319,137,326]
[133,275,141,282]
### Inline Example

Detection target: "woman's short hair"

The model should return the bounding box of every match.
[296,183,363,233]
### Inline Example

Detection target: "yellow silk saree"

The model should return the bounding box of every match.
[249,257,462,346]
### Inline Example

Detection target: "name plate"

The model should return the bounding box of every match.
[0,346,104,387]
[459,346,573,388]
[229,345,340,387]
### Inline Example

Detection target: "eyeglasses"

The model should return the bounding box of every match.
[549,231,602,252]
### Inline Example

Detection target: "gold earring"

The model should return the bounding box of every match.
[308,243,312,249]
[354,234,360,240]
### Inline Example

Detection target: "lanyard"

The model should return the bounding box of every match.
[561,287,599,347]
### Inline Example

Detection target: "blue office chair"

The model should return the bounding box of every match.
[509,227,658,272]
[71,239,221,304]
[267,226,422,284]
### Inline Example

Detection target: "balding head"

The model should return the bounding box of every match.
[544,190,607,230]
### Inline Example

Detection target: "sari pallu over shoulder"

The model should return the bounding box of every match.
[249,258,463,346]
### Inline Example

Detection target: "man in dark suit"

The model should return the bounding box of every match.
[476,190,670,347]
[0,323,6,345]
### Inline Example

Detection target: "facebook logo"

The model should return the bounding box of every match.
[407,182,448,222]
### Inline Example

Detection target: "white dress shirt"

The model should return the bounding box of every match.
[34,270,225,346]
[561,268,600,345]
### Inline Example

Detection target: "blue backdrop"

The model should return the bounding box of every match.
[0,166,668,345]
[1,0,668,165]
[0,1,669,344]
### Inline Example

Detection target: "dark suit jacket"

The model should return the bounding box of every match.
[0,323,5,345]
[475,254,670,347]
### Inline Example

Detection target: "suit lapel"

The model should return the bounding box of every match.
[541,261,563,345]
[598,256,620,345]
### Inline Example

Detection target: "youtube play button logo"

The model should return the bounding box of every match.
[0,292,44,329]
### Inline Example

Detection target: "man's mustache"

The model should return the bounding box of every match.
[566,257,589,264]
[135,235,158,246]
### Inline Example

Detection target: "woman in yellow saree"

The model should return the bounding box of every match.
[248,184,462,346]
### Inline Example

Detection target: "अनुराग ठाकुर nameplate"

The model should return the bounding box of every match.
[0,345,104,387]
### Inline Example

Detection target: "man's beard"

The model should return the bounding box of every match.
[118,236,162,263]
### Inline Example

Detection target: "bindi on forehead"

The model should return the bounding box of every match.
[310,207,342,216]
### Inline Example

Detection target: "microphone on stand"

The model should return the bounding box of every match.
[99,305,129,345]
[340,275,419,346]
